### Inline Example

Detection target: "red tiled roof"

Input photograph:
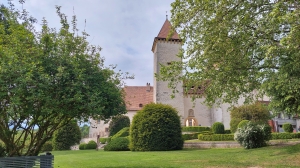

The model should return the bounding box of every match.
[157,19,180,40]
[124,86,153,111]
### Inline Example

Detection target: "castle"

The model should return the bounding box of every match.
[88,18,299,138]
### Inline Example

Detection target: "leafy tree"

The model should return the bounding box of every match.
[0,2,129,156]
[130,103,183,151]
[159,0,300,114]
[52,120,81,151]
[230,103,270,133]
[109,115,130,136]
[283,123,293,133]
[80,124,90,138]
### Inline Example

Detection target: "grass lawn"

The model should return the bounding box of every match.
[52,144,300,168]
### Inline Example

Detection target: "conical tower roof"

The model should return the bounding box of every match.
[152,19,181,52]
[157,19,180,39]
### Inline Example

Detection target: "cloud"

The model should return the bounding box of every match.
[5,0,175,86]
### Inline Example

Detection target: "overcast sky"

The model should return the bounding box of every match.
[5,0,175,86]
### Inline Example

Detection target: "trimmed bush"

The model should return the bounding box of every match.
[212,122,225,134]
[283,123,293,133]
[41,141,53,152]
[52,120,81,150]
[79,143,86,150]
[182,126,211,132]
[86,140,97,149]
[224,129,231,134]
[182,133,200,140]
[130,103,183,151]
[238,120,250,129]
[109,115,130,137]
[234,122,271,149]
[198,134,234,141]
[271,133,300,140]
[230,103,270,133]
[104,137,130,151]
[111,127,129,140]
[100,138,108,144]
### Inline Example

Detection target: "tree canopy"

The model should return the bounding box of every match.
[0,2,129,156]
[159,0,300,114]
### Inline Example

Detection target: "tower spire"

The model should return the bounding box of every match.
[166,11,168,20]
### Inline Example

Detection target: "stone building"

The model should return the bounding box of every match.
[89,18,299,138]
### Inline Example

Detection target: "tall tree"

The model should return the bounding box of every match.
[159,0,300,114]
[0,2,129,156]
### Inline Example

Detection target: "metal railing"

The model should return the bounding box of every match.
[0,153,53,168]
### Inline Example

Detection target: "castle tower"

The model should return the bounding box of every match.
[151,18,185,123]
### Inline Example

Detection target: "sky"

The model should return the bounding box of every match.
[4,0,175,86]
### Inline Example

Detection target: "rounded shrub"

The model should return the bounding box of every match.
[234,122,271,149]
[212,122,225,134]
[79,143,86,150]
[283,123,293,133]
[86,140,97,149]
[41,141,53,152]
[52,120,81,150]
[238,120,250,129]
[230,118,241,133]
[130,103,183,151]
[104,137,130,151]
[109,115,130,136]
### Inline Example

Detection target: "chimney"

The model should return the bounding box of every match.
[146,83,151,92]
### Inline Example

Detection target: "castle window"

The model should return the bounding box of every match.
[188,109,194,117]
[139,104,143,107]
[105,128,109,132]
[167,62,171,65]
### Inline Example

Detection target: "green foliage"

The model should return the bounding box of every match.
[0,2,130,156]
[79,143,86,150]
[224,130,231,134]
[109,115,130,137]
[41,141,53,152]
[0,142,5,157]
[104,137,130,151]
[111,127,129,140]
[130,103,183,151]
[283,123,293,133]
[182,126,211,132]
[271,133,300,140]
[52,120,81,151]
[160,0,300,115]
[198,134,234,141]
[234,122,271,149]
[86,140,97,150]
[238,120,250,129]
[80,124,90,138]
[212,122,225,134]
[230,103,270,133]
[182,133,200,140]
[100,138,109,144]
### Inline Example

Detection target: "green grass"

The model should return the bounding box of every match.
[52,144,300,168]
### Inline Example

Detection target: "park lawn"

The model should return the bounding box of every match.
[52,144,300,168]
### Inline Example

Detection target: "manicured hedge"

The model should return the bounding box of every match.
[111,127,129,140]
[198,134,234,141]
[271,133,300,140]
[182,126,211,132]
[79,140,97,150]
[100,137,111,144]
[104,137,130,151]
[224,129,231,134]
[182,133,200,140]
